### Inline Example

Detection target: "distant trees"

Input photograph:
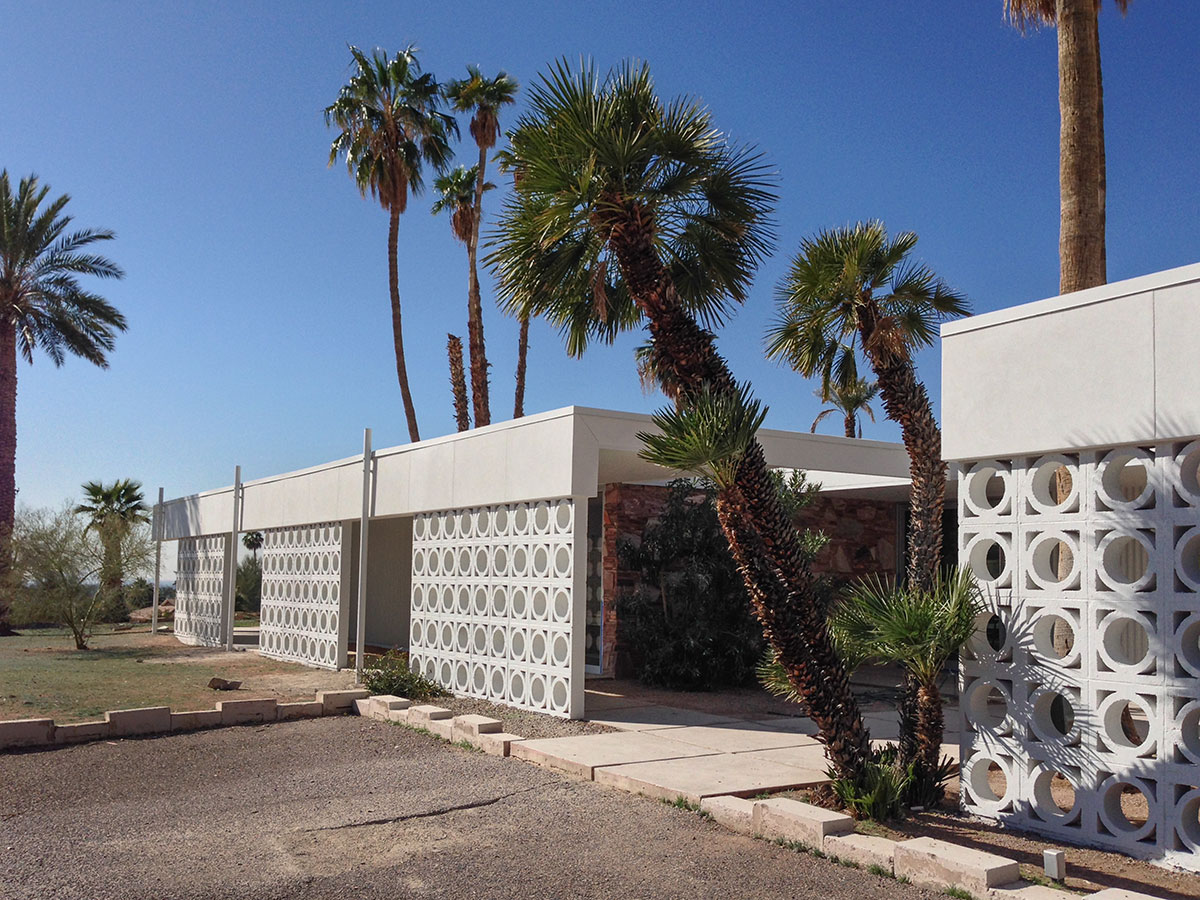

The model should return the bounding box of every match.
[810,378,879,439]
[9,503,152,649]
[75,479,149,622]
[241,531,263,562]
[0,172,127,635]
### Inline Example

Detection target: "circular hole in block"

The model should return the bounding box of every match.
[965,680,1009,731]
[1032,769,1078,821]
[1177,527,1200,592]
[457,511,473,538]
[428,516,442,540]
[458,548,471,572]
[531,588,549,620]
[967,536,1009,585]
[510,629,527,660]
[1030,687,1076,743]
[439,660,453,686]
[528,673,548,707]
[1100,614,1152,670]
[1101,779,1153,838]
[474,547,489,572]
[555,500,572,532]
[1178,615,1200,678]
[410,621,423,646]
[552,589,571,622]
[552,633,570,666]
[474,508,491,537]
[489,667,506,698]
[454,662,469,692]
[490,626,507,656]
[532,545,549,577]
[472,663,487,694]
[967,756,1008,804]
[511,587,527,618]
[1029,532,1079,588]
[492,586,508,617]
[512,506,529,533]
[1175,441,1200,503]
[985,614,1006,652]
[493,546,508,575]
[533,502,551,533]
[473,587,488,615]
[508,670,526,703]
[554,546,572,577]
[531,631,548,664]
[455,624,470,653]
[1028,457,1079,513]
[440,623,454,651]
[456,587,470,614]
[493,507,510,534]
[1098,450,1153,508]
[512,546,529,576]
[1032,613,1077,662]
[1100,534,1152,589]
[551,677,569,711]
[1179,789,1200,852]
[965,463,1011,515]
[1101,695,1153,753]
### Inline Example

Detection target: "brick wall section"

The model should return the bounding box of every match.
[599,483,901,676]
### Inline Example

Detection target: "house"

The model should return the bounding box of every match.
[157,407,918,719]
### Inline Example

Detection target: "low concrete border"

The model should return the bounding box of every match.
[0,689,369,752]
[352,694,523,757]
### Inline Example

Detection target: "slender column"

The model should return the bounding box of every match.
[355,428,372,681]
[151,486,163,636]
[225,466,241,652]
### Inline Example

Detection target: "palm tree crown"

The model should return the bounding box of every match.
[445,66,519,151]
[0,172,126,367]
[432,166,493,244]
[325,45,457,213]
[488,59,776,358]
[1004,0,1129,31]
[811,378,879,438]
[767,222,967,392]
[75,479,149,531]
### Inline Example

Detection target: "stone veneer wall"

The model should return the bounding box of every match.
[600,483,901,677]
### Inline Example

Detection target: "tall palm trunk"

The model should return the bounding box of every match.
[386,207,421,443]
[466,145,491,427]
[513,314,530,418]
[0,322,15,635]
[606,205,871,780]
[915,679,945,775]
[844,414,856,439]
[447,334,471,432]
[1057,0,1106,293]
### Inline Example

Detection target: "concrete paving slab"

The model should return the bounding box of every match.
[742,744,831,771]
[659,724,820,753]
[512,730,717,779]
[753,717,819,735]
[585,705,739,731]
[594,752,828,805]
[582,690,648,712]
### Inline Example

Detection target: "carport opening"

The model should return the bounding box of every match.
[347,515,414,665]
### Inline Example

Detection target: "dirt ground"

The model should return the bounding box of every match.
[0,716,945,900]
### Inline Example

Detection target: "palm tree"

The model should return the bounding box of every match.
[489,60,871,781]
[811,378,879,438]
[75,479,149,619]
[513,314,530,418]
[1005,0,1130,294]
[242,531,263,562]
[446,67,519,428]
[828,569,983,798]
[0,172,126,635]
[326,45,457,443]
[768,222,968,592]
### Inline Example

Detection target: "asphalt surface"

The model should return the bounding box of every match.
[0,716,940,900]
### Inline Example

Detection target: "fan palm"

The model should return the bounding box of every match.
[446,333,471,431]
[829,569,983,786]
[446,67,519,428]
[75,479,149,619]
[811,378,879,439]
[326,45,457,442]
[768,222,968,592]
[0,172,126,634]
[489,60,870,781]
[241,531,263,562]
[1005,0,1130,294]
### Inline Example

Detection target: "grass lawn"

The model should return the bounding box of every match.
[0,626,356,724]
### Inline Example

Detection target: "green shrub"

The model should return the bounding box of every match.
[830,743,959,821]
[362,650,448,701]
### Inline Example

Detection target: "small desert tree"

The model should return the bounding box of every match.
[10,504,153,649]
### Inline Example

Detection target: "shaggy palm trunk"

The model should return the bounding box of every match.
[513,314,530,418]
[448,334,471,432]
[844,414,856,439]
[0,322,15,635]
[605,205,871,780]
[857,304,946,771]
[915,679,944,777]
[388,207,421,443]
[466,145,491,427]
[1057,0,1106,293]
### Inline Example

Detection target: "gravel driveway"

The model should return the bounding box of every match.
[0,717,939,900]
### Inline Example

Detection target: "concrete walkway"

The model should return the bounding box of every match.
[511,688,958,805]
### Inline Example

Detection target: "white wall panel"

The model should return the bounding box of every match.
[258,522,350,670]
[174,535,229,647]
[408,498,583,718]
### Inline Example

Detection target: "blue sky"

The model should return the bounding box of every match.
[4,0,1198,513]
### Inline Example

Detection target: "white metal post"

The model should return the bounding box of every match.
[151,486,163,635]
[355,428,372,681]
[225,465,241,652]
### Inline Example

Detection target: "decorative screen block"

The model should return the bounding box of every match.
[958,440,1200,871]
[175,535,229,648]
[409,499,578,717]
[258,522,348,670]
